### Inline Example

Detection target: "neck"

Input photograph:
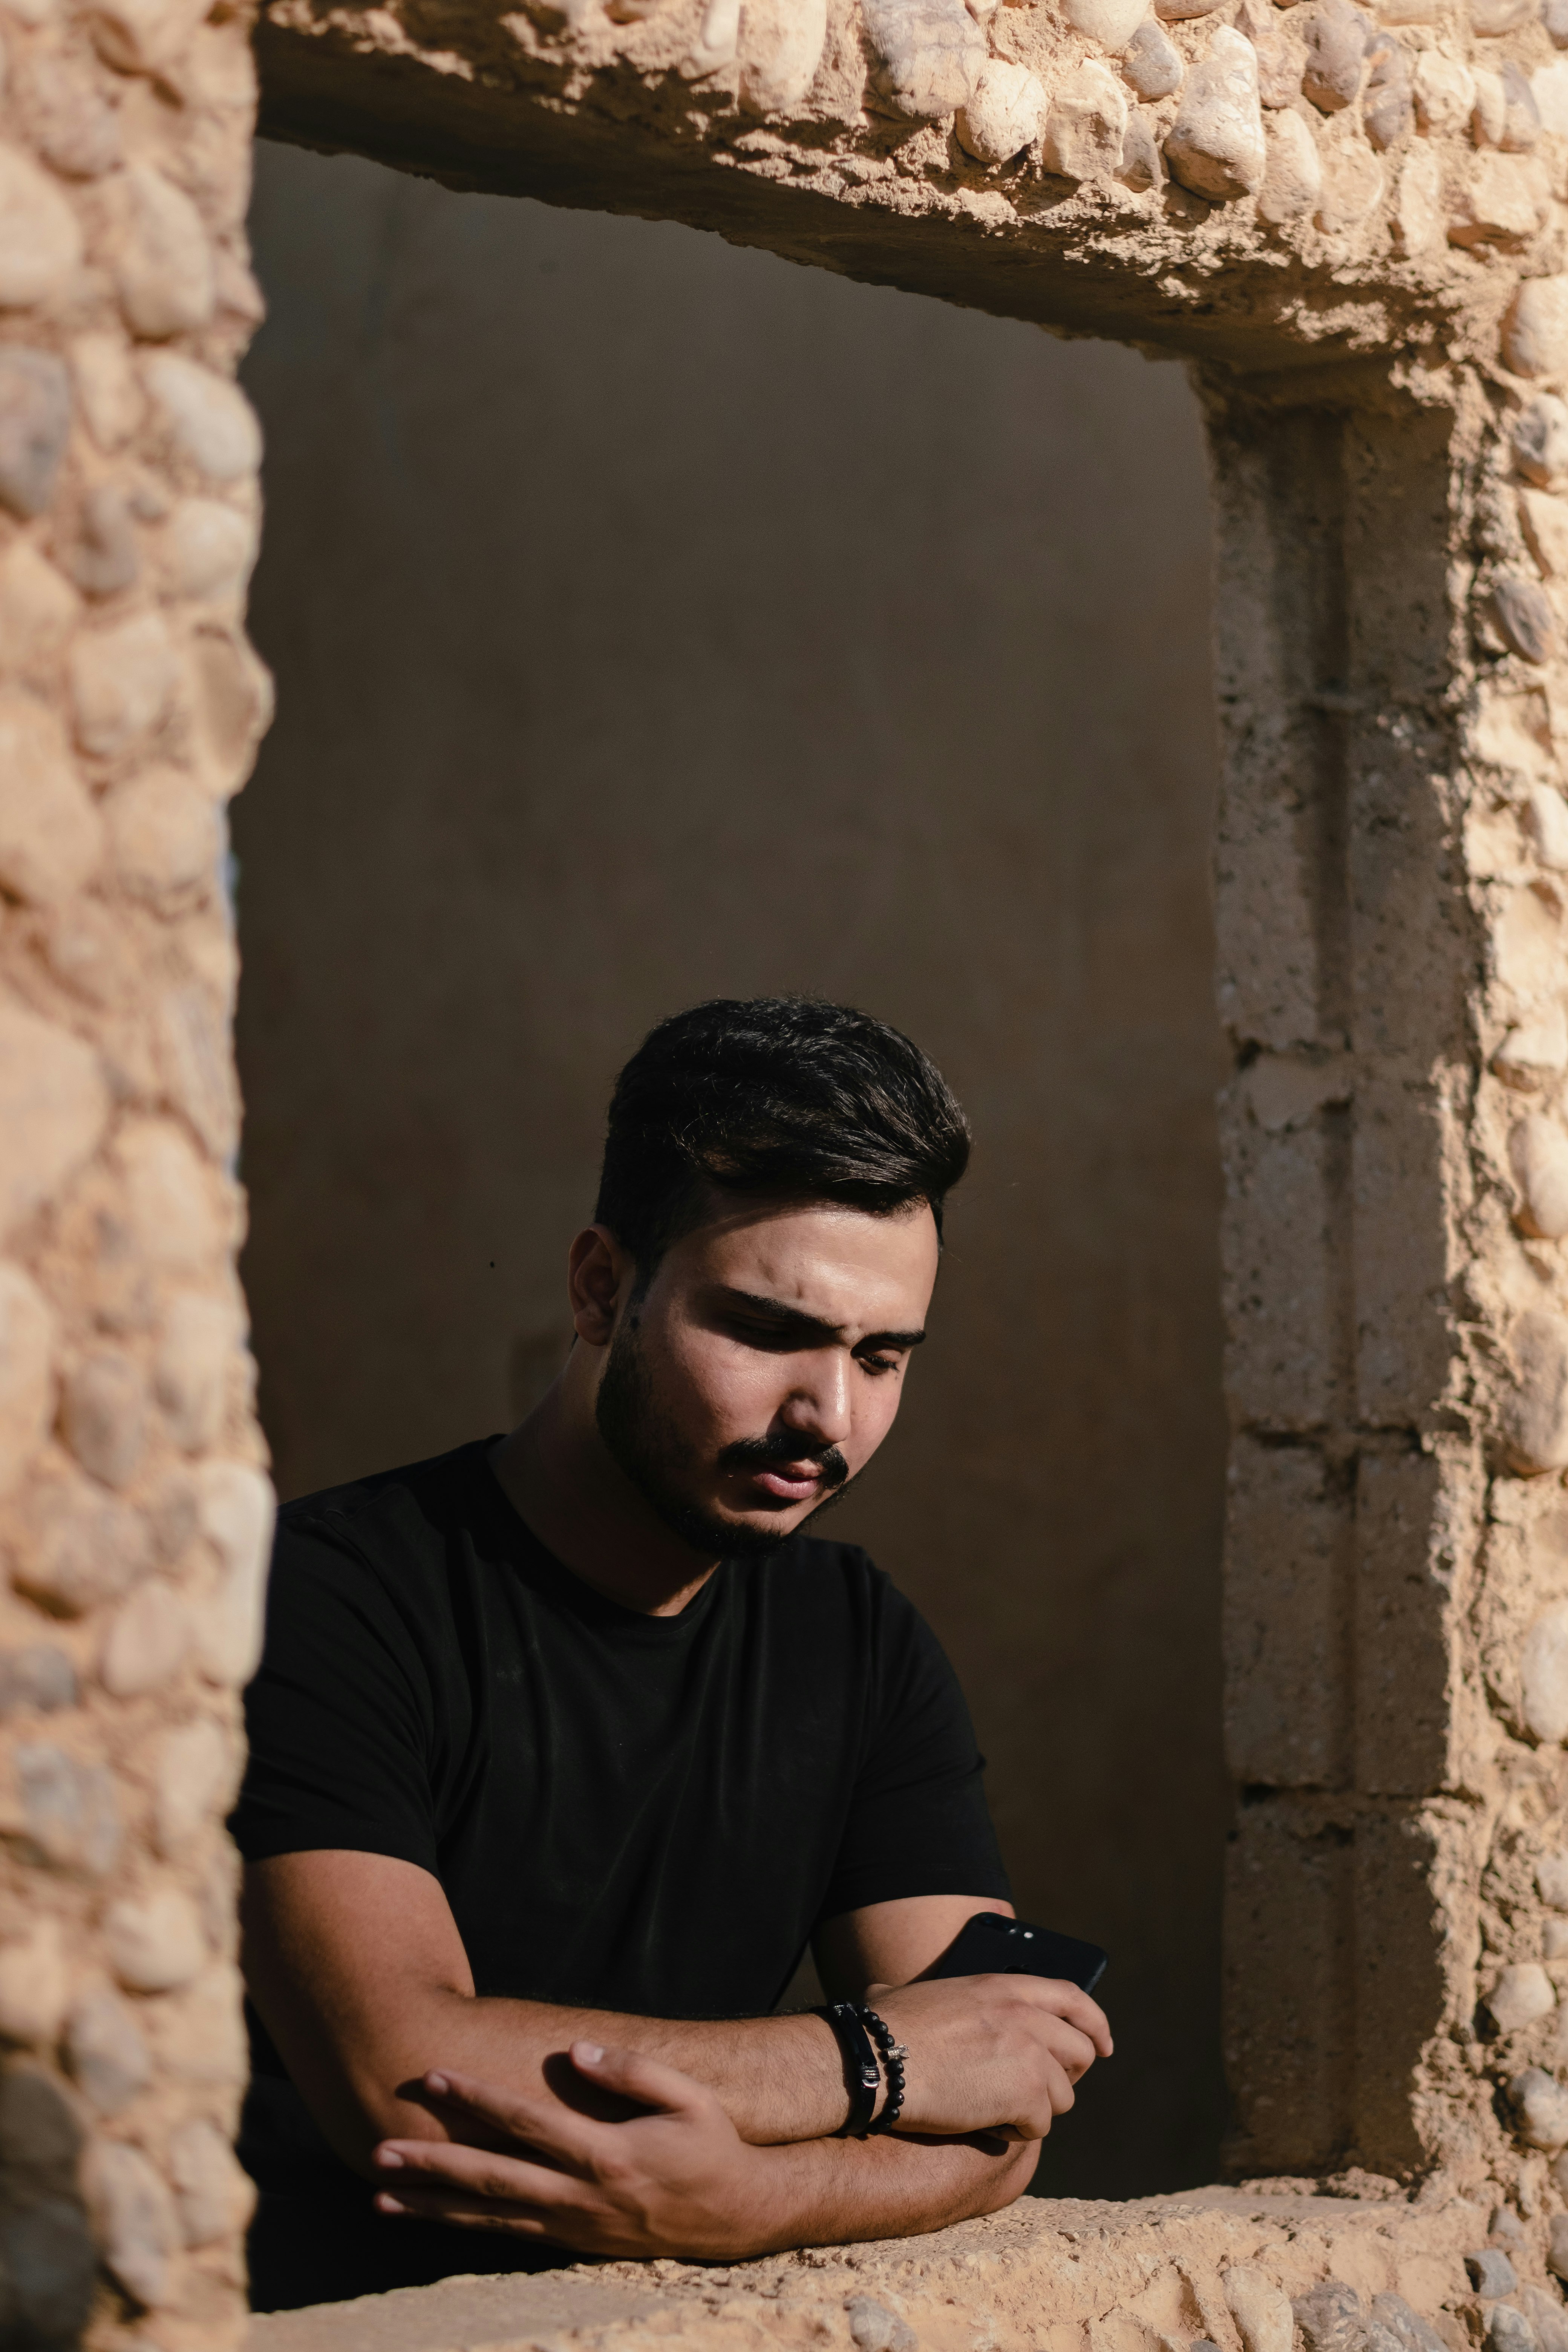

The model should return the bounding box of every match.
[488,1375,720,1617]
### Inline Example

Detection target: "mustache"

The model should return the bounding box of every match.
[717,1434,850,1490]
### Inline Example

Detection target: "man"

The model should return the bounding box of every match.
[234,997,1112,2311]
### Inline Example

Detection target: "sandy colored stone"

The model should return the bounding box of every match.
[99,1578,190,1697]
[107,764,220,908]
[0,1005,108,1245]
[1226,2268,1295,2352]
[1235,0,1301,104]
[0,539,80,675]
[862,0,985,117]
[1504,1312,1568,1470]
[87,2135,179,2307]
[1301,0,1368,110]
[1041,58,1128,177]
[1058,0,1149,44]
[1122,18,1182,96]
[167,2116,253,2247]
[957,60,1046,160]
[1505,277,1568,380]
[0,346,71,519]
[66,1981,150,2109]
[1535,57,1568,133]
[736,0,828,111]
[191,1458,275,1685]
[110,163,217,338]
[1258,105,1323,216]
[1490,570,1557,660]
[0,141,82,308]
[1362,29,1410,145]
[0,1915,69,2043]
[0,1262,54,1502]
[17,49,123,179]
[1449,152,1550,247]
[161,498,258,603]
[15,1741,120,1872]
[143,351,262,481]
[1524,1603,1568,1743]
[1412,47,1473,131]
[1315,126,1383,229]
[61,1348,147,1488]
[1511,2066,1568,2148]
[0,1643,75,1717]
[1497,1006,1568,1081]
[1165,27,1265,196]
[1511,1112,1568,1236]
[1510,394,1568,483]
[1391,142,1442,253]
[87,0,216,73]
[143,1960,246,2084]
[105,1887,207,1993]
[187,623,274,793]
[67,484,139,601]
[12,1469,152,1614]
[115,1119,226,1273]
[1521,490,1568,582]
[153,1715,237,1854]
[69,609,177,758]
[0,694,101,906]
[154,1290,236,1452]
[70,329,142,449]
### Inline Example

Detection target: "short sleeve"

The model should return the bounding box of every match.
[231,1511,440,1874]
[816,1582,1011,1920]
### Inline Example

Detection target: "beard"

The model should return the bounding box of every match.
[594,1317,859,1559]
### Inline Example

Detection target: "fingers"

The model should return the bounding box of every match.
[1041,2017,1101,2083]
[569,2040,715,2116]
[376,2136,586,2205]
[377,2184,559,2235]
[414,2069,601,2168]
[1006,1978,1113,2055]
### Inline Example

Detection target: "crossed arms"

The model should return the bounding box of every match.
[240,1851,1113,2262]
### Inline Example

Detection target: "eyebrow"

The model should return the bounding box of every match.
[715,1286,926,1351]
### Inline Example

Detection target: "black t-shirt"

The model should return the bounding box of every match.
[232,1438,1008,2196]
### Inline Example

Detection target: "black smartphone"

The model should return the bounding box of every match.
[925,1910,1109,1995]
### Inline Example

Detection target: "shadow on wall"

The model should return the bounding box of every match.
[235,141,1231,2202]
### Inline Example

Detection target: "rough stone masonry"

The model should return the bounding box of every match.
[22,0,1568,2329]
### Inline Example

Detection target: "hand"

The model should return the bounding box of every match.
[371,2044,775,2259]
[867,1973,1112,2144]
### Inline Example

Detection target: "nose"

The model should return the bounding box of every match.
[777,1350,853,1453]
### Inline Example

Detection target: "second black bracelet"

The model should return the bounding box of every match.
[858,2004,908,2135]
[816,2001,882,2135]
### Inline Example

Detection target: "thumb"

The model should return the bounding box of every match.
[570,2040,710,2115]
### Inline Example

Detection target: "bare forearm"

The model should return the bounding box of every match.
[731,2130,1039,2256]
[364,1993,847,2150]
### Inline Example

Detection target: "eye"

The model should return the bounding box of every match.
[859,1353,902,1378]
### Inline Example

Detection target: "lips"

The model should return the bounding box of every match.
[750,1466,822,1504]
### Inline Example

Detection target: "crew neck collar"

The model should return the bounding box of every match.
[468,1435,725,1641]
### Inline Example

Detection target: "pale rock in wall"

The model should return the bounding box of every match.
[0,0,271,2331]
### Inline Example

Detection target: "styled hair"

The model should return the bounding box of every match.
[594,997,971,1272]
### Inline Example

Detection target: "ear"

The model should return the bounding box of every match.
[567,1225,636,1348]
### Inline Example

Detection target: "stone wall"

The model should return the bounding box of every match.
[20,0,1568,2315]
[0,0,271,2340]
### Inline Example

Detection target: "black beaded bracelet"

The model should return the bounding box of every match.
[817,2001,882,2136]
[858,2005,908,2135]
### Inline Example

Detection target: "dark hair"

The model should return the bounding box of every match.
[594,997,971,1272]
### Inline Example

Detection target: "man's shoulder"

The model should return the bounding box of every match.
[276,1436,502,1566]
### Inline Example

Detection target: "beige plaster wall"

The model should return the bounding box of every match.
[232,138,1228,2200]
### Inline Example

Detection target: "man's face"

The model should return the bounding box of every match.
[591,1197,940,1558]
